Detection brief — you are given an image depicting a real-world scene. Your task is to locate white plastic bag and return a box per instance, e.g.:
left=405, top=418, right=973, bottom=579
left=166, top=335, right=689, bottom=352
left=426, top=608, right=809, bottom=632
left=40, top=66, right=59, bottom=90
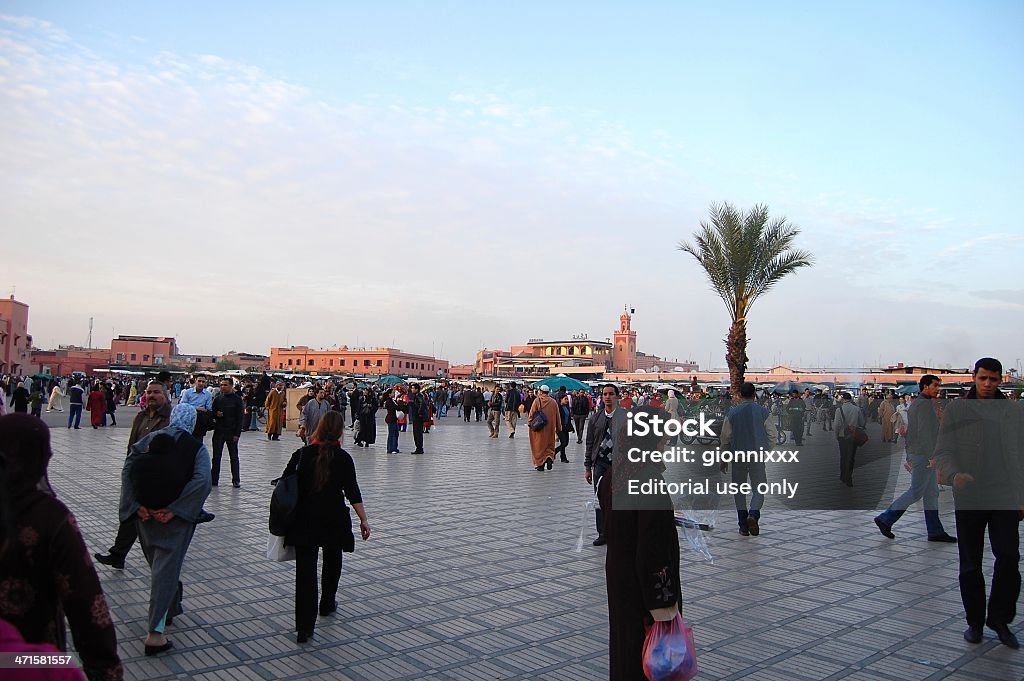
left=267, top=534, right=295, bottom=562
left=574, top=480, right=602, bottom=553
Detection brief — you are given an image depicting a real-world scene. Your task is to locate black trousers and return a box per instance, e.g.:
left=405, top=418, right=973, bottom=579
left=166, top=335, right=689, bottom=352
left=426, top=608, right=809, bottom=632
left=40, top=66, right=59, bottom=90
left=555, top=430, right=569, bottom=458
left=294, top=545, right=342, bottom=634
left=954, top=509, right=1021, bottom=628
left=411, top=420, right=424, bottom=452
left=463, top=405, right=472, bottom=422
left=211, top=432, right=240, bottom=485
left=474, top=405, right=483, bottom=421
left=108, top=516, right=138, bottom=559
left=593, top=458, right=611, bottom=537
left=838, top=438, right=858, bottom=484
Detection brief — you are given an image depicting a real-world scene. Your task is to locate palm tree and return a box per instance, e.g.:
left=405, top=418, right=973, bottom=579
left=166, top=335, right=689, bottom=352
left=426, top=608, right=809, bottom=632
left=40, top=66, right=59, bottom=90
left=678, top=202, right=812, bottom=398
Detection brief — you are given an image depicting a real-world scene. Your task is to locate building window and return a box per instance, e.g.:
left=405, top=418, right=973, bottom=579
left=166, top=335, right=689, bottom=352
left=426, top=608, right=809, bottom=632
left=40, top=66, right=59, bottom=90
left=143, top=354, right=150, bottom=362
left=154, top=354, right=164, bottom=365
left=308, top=359, right=314, bottom=366
left=116, top=353, right=126, bottom=363
left=363, top=359, right=370, bottom=367
left=340, top=359, right=345, bottom=366
left=330, top=359, right=334, bottom=366
left=288, top=359, right=293, bottom=366
left=130, top=353, right=137, bottom=361
left=376, top=359, right=382, bottom=367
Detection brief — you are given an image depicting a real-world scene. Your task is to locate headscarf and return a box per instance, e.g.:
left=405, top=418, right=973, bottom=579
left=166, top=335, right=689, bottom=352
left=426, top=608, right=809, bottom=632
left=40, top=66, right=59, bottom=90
left=0, top=414, right=53, bottom=498
left=168, top=403, right=197, bottom=434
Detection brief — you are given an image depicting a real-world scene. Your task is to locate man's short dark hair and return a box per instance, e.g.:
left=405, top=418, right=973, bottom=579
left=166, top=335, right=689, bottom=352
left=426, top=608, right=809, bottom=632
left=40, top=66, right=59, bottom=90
left=919, top=374, right=940, bottom=390
left=600, top=384, right=619, bottom=396
left=157, top=370, right=172, bottom=384
left=740, top=382, right=756, bottom=398
left=974, top=357, right=1002, bottom=375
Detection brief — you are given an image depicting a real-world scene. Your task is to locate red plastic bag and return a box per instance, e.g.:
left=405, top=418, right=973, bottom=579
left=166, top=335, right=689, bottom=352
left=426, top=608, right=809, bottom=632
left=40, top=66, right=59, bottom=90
left=642, top=613, right=697, bottom=681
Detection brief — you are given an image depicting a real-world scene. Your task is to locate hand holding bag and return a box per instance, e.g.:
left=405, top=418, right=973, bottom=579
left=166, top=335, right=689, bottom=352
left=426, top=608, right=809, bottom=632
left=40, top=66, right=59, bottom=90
left=266, top=533, right=295, bottom=561
left=642, top=613, right=697, bottom=681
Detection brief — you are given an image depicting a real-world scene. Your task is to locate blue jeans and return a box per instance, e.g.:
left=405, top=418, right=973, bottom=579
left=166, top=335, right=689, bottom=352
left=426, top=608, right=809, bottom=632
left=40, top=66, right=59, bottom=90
left=876, top=454, right=945, bottom=536
left=387, top=423, right=400, bottom=452
left=732, top=462, right=766, bottom=528
left=249, top=411, right=259, bottom=430
left=67, top=404, right=83, bottom=428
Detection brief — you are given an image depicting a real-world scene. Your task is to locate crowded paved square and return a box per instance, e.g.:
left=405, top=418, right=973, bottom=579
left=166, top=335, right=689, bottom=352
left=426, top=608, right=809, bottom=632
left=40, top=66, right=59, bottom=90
left=40, top=410, right=1023, bottom=681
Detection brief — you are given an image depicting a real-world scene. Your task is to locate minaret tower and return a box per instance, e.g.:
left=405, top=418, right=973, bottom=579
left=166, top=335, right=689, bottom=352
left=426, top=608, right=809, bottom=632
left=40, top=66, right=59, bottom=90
left=612, top=306, right=637, bottom=372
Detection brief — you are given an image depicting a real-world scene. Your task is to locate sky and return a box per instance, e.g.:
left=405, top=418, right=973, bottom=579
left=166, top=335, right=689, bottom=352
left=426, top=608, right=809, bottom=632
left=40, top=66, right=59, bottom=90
left=1, top=2, right=1022, bottom=371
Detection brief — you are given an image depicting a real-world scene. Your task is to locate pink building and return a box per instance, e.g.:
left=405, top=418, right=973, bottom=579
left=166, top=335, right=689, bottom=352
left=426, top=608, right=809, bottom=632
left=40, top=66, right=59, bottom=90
left=0, top=296, right=32, bottom=375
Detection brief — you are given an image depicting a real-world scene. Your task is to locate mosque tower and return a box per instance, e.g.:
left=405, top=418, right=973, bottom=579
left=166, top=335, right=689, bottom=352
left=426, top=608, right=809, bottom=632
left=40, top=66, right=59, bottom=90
left=612, top=306, right=637, bottom=372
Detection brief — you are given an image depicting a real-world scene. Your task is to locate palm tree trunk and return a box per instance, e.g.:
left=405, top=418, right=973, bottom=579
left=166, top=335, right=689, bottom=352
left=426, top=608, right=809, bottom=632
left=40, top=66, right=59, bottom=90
left=726, top=319, right=748, bottom=399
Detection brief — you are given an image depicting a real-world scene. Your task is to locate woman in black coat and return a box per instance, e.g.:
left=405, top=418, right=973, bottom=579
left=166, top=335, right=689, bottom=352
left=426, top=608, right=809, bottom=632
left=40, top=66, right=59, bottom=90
left=600, top=406, right=682, bottom=680
left=353, top=388, right=378, bottom=447
left=280, top=411, right=371, bottom=642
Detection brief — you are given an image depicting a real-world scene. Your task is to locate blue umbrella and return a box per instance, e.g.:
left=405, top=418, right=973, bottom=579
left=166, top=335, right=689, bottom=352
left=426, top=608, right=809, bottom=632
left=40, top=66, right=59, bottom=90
left=376, top=375, right=407, bottom=386
left=532, top=375, right=591, bottom=392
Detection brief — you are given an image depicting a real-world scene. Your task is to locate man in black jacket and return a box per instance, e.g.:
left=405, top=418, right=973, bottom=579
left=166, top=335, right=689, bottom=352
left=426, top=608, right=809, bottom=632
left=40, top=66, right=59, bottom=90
left=408, top=383, right=428, bottom=454
left=211, top=378, right=245, bottom=488
left=933, top=358, right=1024, bottom=649
left=504, top=383, right=522, bottom=438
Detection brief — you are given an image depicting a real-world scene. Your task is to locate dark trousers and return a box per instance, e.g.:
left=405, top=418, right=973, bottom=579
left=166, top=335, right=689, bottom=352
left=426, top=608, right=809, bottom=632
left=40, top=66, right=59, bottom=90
left=294, top=545, right=342, bottom=634
left=573, top=415, right=587, bottom=442
left=474, top=405, right=482, bottom=421
left=555, top=430, right=569, bottom=458
left=211, top=432, right=240, bottom=485
left=838, top=437, right=858, bottom=484
left=463, top=405, right=472, bottom=422
left=412, top=420, right=424, bottom=452
left=954, top=510, right=1021, bottom=628
left=67, top=404, right=83, bottom=428
left=593, top=459, right=610, bottom=537
left=108, top=516, right=138, bottom=559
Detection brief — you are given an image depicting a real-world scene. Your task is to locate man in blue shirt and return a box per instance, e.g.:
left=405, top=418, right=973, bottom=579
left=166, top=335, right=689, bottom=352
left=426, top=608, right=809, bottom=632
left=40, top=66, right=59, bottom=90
left=180, top=375, right=213, bottom=437
left=720, top=382, right=777, bottom=536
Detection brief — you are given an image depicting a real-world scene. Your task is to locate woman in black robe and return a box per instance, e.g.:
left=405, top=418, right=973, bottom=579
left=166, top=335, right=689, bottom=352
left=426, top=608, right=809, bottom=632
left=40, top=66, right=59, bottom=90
left=600, top=405, right=682, bottom=681
left=353, top=388, right=378, bottom=448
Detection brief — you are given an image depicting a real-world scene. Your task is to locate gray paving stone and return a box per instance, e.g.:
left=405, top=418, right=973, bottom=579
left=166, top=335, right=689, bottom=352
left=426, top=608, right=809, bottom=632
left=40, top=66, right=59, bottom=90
left=35, top=412, right=1023, bottom=680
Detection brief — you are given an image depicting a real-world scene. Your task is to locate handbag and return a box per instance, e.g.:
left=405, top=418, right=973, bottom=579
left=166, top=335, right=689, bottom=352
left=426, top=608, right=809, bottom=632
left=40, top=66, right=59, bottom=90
left=529, top=400, right=549, bottom=431
left=642, top=613, right=697, bottom=681
left=838, top=407, right=868, bottom=446
left=266, top=533, right=295, bottom=561
left=269, top=450, right=303, bottom=536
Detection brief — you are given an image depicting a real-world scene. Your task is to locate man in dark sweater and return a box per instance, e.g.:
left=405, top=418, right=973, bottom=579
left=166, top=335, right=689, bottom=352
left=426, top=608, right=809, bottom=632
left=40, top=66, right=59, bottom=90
left=874, top=374, right=956, bottom=543
left=211, top=378, right=245, bottom=488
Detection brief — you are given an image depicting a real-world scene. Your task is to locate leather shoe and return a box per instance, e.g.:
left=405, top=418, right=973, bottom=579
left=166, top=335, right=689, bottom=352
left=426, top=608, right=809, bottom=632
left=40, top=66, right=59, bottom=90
left=94, top=552, right=125, bottom=570
left=747, top=516, right=760, bottom=536
left=738, top=526, right=750, bottom=536
left=963, top=625, right=983, bottom=644
left=987, top=621, right=1020, bottom=649
left=874, top=518, right=895, bottom=539
left=319, top=601, right=337, bottom=616
left=196, top=511, right=216, bottom=524
left=592, top=536, right=606, bottom=546
left=927, top=534, right=957, bottom=543
left=144, top=641, right=173, bottom=656
left=296, top=631, right=313, bottom=644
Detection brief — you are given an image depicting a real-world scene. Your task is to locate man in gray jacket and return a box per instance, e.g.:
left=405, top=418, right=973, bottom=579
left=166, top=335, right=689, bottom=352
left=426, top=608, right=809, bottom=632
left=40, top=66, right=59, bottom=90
left=584, top=384, right=627, bottom=546
left=833, top=392, right=866, bottom=486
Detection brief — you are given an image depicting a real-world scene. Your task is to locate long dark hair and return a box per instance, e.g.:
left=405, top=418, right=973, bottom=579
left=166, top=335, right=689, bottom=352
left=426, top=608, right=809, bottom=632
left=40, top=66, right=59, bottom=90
left=309, top=411, right=345, bottom=491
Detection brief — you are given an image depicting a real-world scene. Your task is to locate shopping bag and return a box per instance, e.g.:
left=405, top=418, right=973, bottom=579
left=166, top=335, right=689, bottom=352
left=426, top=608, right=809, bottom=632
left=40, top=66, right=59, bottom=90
left=266, top=534, right=295, bottom=562
left=642, top=613, right=697, bottom=681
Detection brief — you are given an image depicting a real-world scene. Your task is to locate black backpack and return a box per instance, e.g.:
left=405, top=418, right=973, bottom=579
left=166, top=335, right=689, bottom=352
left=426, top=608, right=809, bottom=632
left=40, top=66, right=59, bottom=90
left=129, top=433, right=201, bottom=510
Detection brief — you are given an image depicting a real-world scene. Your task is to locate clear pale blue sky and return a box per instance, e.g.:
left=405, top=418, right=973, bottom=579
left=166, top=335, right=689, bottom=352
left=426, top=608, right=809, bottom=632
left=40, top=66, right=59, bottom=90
left=2, top=2, right=1021, bottom=368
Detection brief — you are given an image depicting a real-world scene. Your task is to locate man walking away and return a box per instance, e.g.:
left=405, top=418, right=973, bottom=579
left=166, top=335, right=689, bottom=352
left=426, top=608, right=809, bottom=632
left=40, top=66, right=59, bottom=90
left=572, top=389, right=590, bottom=444
left=487, top=387, right=504, bottom=438
left=720, top=382, right=776, bottom=536
left=67, top=380, right=85, bottom=429
left=408, top=383, right=429, bottom=454
left=505, top=383, right=522, bottom=438
left=833, top=392, right=865, bottom=487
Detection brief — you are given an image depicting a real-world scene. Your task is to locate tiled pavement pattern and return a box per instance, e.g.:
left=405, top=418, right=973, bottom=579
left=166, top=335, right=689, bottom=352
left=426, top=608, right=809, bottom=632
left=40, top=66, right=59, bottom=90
left=40, top=409, right=1023, bottom=680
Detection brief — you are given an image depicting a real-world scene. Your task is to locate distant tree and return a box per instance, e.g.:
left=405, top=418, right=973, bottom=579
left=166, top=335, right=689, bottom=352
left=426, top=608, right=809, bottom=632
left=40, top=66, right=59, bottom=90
left=679, top=202, right=813, bottom=398
left=215, top=359, right=240, bottom=371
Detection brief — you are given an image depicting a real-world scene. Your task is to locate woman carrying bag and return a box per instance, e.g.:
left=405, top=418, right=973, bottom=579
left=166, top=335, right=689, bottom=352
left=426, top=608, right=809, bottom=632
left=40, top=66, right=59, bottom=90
left=278, top=411, right=370, bottom=643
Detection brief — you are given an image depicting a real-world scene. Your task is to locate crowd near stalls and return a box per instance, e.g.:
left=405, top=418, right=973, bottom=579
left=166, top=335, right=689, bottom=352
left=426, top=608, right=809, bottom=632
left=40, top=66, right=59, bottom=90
left=1, top=360, right=1023, bottom=681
